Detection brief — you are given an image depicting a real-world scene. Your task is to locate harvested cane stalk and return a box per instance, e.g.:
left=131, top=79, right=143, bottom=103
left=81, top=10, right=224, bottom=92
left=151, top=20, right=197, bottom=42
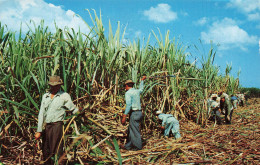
left=91, top=134, right=112, bottom=150
left=86, top=116, right=113, bottom=135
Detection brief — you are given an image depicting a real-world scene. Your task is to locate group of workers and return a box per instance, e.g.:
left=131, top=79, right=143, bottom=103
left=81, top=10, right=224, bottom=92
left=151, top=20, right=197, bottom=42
left=207, top=91, right=246, bottom=125
left=35, top=75, right=181, bottom=164
left=35, top=75, right=246, bottom=163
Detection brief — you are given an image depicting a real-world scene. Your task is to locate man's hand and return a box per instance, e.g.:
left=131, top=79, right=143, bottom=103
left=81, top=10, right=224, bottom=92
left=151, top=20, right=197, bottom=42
left=35, top=132, right=41, bottom=140
left=121, top=114, right=127, bottom=125
left=79, top=107, right=83, bottom=112
left=141, top=75, right=146, bottom=81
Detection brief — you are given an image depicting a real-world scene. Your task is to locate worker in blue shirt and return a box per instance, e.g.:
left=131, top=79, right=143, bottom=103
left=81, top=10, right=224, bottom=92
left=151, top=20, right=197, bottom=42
left=121, top=76, right=146, bottom=150
left=231, top=95, right=238, bottom=109
left=156, top=111, right=181, bottom=139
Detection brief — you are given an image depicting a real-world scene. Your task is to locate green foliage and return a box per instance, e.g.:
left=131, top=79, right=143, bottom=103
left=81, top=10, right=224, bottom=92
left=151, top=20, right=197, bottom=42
left=113, top=137, right=122, bottom=165
left=0, top=10, right=241, bottom=163
left=240, top=87, right=260, bottom=98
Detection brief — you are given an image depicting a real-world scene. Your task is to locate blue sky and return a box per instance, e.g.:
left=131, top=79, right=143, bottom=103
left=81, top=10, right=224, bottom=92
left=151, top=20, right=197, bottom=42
left=0, top=0, right=259, bottom=88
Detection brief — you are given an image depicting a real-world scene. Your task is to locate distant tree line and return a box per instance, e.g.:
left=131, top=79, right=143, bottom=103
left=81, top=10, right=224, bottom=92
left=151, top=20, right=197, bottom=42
left=241, top=87, right=260, bottom=98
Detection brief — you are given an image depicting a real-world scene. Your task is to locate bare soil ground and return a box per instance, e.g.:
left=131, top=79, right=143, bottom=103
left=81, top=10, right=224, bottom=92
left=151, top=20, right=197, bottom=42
left=0, top=98, right=259, bottom=164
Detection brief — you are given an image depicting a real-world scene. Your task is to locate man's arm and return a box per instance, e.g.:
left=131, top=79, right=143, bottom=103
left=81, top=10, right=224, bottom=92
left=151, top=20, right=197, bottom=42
left=158, top=114, right=167, bottom=127
left=63, top=93, right=79, bottom=114
left=138, top=76, right=146, bottom=93
left=35, top=95, right=46, bottom=139
left=124, top=93, right=132, bottom=115
left=122, top=93, right=131, bottom=124
left=161, top=117, right=166, bottom=127
left=160, top=114, right=173, bottom=126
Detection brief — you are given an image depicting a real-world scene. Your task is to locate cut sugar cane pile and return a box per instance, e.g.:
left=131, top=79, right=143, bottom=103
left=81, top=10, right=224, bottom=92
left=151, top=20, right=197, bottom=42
left=0, top=99, right=259, bottom=164
left=0, top=11, right=259, bottom=164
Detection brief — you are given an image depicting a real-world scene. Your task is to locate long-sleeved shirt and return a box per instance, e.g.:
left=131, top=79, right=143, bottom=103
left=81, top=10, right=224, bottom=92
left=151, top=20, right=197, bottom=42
left=158, top=113, right=176, bottom=126
left=158, top=113, right=181, bottom=138
left=221, top=93, right=229, bottom=100
left=231, top=96, right=238, bottom=101
left=124, top=80, right=144, bottom=115
left=220, top=98, right=232, bottom=115
left=37, top=91, right=78, bottom=132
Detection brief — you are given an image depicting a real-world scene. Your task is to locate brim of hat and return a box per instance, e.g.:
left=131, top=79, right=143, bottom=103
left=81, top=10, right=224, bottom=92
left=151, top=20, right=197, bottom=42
left=48, top=82, right=63, bottom=86
left=124, top=82, right=135, bottom=85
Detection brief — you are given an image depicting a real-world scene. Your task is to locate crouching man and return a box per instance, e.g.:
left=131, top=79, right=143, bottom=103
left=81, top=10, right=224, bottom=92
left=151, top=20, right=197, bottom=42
left=156, top=111, right=181, bottom=139
left=220, top=93, right=233, bottom=124
left=209, top=94, right=222, bottom=125
left=231, top=95, right=238, bottom=110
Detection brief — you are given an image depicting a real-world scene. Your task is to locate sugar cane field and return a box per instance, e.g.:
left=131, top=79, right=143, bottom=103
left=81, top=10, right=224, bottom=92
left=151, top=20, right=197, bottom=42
left=0, top=12, right=259, bottom=165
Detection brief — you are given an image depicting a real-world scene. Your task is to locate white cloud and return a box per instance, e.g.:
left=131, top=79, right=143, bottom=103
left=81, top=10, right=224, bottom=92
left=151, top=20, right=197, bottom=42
left=201, top=18, right=258, bottom=51
left=227, top=0, right=260, bottom=13
left=195, top=17, right=208, bottom=26
left=248, top=13, right=260, bottom=21
left=0, top=0, right=89, bottom=34
left=143, top=4, right=177, bottom=23
left=227, top=0, right=260, bottom=21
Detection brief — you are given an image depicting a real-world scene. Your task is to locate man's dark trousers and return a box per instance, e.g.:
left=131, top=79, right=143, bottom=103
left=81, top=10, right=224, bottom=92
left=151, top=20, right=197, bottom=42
left=42, top=121, right=63, bottom=165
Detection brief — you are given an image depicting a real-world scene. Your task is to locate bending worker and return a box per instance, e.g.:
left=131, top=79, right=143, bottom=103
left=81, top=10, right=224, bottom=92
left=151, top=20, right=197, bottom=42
left=231, top=94, right=238, bottom=110
left=219, top=92, right=233, bottom=124
left=121, top=76, right=146, bottom=150
left=156, top=111, right=181, bottom=139
left=209, top=94, right=222, bottom=125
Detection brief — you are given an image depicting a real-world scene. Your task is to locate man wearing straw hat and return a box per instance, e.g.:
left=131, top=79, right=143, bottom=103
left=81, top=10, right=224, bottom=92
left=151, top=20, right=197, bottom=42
left=156, top=111, right=181, bottom=139
left=209, top=94, right=222, bottom=125
left=218, top=91, right=229, bottom=114
left=35, top=75, right=79, bottom=164
left=219, top=92, right=233, bottom=124
left=121, top=76, right=146, bottom=150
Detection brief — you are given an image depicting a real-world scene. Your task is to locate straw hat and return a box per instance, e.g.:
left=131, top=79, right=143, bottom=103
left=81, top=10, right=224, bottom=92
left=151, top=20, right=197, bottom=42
left=48, top=75, right=63, bottom=86
left=156, top=110, right=163, bottom=115
left=220, top=93, right=228, bottom=99
left=124, top=80, right=135, bottom=85
left=211, top=94, right=218, bottom=98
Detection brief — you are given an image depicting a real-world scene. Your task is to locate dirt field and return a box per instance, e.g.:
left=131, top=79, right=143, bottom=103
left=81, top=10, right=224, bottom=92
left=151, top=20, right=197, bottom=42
left=120, top=98, right=260, bottom=164
left=0, top=98, right=259, bottom=164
